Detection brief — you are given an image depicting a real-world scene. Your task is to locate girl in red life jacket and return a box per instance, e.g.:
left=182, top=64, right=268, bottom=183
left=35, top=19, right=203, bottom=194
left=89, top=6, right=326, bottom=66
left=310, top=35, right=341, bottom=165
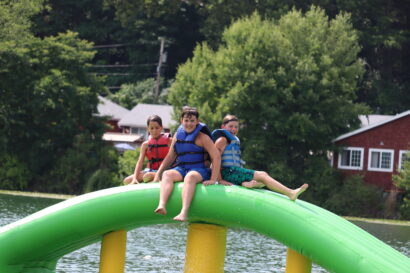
left=123, top=115, right=171, bottom=184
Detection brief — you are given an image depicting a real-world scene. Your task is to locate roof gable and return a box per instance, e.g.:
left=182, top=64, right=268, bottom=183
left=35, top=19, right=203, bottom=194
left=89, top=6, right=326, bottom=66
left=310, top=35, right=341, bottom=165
left=97, top=96, right=129, bottom=120
left=118, top=104, right=175, bottom=128
left=334, top=110, right=410, bottom=142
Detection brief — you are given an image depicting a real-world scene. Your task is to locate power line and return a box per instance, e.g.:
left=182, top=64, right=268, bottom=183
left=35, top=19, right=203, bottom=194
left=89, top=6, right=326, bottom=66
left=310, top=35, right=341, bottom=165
left=93, top=43, right=132, bottom=49
left=92, top=39, right=162, bottom=49
left=90, top=64, right=157, bottom=68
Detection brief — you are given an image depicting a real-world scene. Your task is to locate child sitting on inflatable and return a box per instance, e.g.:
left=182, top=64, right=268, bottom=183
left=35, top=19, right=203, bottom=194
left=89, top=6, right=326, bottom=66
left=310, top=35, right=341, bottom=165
left=212, top=114, right=308, bottom=201
left=153, top=106, right=221, bottom=221
left=123, top=115, right=171, bottom=184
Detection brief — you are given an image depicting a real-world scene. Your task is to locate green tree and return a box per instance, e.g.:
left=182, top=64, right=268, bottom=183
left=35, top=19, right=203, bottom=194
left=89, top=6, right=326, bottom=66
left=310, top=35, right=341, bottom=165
left=393, top=152, right=410, bottom=219
left=118, top=149, right=140, bottom=181
left=108, top=78, right=171, bottom=109
left=169, top=7, right=368, bottom=188
left=195, top=0, right=410, bottom=114
left=1, top=2, right=119, bottom=193
left=0, top=0, right=44, bottom=41
left=34, top=0, right=204, bottom=89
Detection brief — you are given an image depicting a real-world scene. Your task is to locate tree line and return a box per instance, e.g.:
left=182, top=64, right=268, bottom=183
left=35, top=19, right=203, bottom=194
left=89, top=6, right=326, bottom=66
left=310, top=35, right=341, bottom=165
left=1, top=0, right=409, bottom=218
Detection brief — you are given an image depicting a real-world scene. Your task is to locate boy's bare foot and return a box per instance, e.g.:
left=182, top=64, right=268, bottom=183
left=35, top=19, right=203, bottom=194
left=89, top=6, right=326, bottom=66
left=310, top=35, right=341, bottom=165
left=173, top=212, right=188, bottom=222
left=288, top=184, right=309, bottom=201
left=242, top=180, right=265, bottom=189
left=154, top=206, right=167, bottom=215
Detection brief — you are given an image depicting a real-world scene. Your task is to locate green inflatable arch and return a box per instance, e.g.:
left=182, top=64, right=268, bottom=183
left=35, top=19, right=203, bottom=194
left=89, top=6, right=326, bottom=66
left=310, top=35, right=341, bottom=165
left=0, top=183, right=409, bottom=273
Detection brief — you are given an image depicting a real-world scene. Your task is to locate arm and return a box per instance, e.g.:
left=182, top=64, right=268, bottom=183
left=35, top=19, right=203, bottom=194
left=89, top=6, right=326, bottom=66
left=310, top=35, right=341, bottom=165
left=131, top=142, right=148, bottom=184
left=153, top=135, right=177, bottom=182
left=199, top=133, right=221, bottom=185
left=214, top=136, right=233, bottom=186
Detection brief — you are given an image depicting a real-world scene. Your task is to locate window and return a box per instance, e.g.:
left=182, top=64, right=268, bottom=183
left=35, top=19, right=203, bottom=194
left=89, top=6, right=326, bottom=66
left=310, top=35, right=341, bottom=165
left=399, top=150, right=410, bottom=170
left=338, top=147, right=364, bottom=170
left=130, top=127, right=147, bottom=135
left=368, top=148, right=394, bottom=172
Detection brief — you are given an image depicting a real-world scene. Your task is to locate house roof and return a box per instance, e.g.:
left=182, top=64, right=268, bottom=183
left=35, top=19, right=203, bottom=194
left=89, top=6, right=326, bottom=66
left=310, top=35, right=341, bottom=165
left=118, top=104, right=175, bottom=128
left=334, top=110, right=410, bottom=142
left=97, top=96, right=129, bottom=120
left=358, top=114, right=394, bottom=127
left=102, top=132, right=143, bottom=143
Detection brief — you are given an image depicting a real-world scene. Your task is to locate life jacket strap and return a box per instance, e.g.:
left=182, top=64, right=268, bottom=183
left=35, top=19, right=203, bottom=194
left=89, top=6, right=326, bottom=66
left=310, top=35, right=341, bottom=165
left=149, top=158, right=165, bottom=163
left=176, top=151, right=205, bottom=156
left=176, top=139, right=195, bottom=144
left=148, top=144, right=168, bottom=148
left=177, top=160, right=205, bottom=166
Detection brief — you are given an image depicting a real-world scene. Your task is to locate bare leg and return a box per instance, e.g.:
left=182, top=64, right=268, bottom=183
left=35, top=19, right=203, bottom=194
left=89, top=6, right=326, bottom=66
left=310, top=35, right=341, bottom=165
left=123, top=175, right=133, bottom=185
left=173, top=171, right=203, bottom=221
left=142, top=172, right=155, bottom=183
left=154, top=170, right=182, bottom=215
left=253, top=171, right=308, bottom=201
left=242, top=180, right=265, bottom=189
left=123, top=172, right=144, bottom=185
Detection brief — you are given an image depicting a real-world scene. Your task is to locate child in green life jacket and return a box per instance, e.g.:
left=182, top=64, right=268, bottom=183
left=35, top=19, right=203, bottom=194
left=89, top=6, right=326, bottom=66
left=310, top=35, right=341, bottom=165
left=212, top=114, right=308, bottom=201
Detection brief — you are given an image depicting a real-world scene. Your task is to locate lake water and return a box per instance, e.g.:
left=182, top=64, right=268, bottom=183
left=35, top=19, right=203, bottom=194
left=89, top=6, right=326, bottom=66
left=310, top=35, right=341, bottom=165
left=0, top=194, right=409, bottom=272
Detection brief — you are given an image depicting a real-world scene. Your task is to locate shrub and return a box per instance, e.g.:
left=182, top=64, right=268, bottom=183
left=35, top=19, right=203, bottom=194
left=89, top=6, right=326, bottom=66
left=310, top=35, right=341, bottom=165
left=117, top=149, right=141, bottom=181
left=325, top=175, right=383, bottom=217
left=0, top=154, right=30, bottom=190
left=393, top=154, right=410, bottom=219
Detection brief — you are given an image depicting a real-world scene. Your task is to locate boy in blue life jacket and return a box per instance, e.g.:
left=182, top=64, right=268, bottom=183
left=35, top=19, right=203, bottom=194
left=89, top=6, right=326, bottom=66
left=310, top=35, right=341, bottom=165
left=153, top=106, right=221, bottom=221
left=212, top=114, right=308, bottom=201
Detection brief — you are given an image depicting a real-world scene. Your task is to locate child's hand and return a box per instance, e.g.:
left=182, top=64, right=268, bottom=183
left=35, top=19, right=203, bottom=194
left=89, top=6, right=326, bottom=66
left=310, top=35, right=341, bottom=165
left=219, top=180, right=233, bottom=186
left=153, top=174, right=160, bottom=182
left=203, top=180, right=217, bottom=186
left=130, top=178, right=139, bottom=185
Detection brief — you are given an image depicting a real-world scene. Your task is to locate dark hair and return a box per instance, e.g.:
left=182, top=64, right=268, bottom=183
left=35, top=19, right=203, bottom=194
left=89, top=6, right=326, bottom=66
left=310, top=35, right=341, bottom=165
left=146, top=115, right=163, bottom=127
left=222, top=114, right=239, bottom=125
left=181, top=106, right=199, bottom=119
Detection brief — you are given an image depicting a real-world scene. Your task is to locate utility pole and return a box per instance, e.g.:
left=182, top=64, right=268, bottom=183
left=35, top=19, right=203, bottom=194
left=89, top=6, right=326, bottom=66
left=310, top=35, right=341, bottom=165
left=155, top=37, right=165, bottom=102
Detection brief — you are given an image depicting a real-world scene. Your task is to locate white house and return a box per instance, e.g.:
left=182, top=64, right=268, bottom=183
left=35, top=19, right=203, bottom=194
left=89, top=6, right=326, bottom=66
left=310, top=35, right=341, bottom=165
left=118, top=103, right=175, bottom=140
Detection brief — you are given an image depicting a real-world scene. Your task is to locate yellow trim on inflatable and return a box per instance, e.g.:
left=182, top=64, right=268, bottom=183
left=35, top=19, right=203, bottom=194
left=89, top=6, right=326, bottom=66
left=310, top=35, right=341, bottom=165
left=286, top=248, right=312, bottom=273
left=184, top=223, right=227, bottom=273
left=99, top=230, right=127, bottom=273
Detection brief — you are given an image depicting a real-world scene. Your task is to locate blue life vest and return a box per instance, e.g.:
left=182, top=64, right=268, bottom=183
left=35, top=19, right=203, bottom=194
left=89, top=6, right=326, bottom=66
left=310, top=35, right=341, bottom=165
left=211, top=129, right=243, bottom=168
left=174, top=123, right=212, bottom=168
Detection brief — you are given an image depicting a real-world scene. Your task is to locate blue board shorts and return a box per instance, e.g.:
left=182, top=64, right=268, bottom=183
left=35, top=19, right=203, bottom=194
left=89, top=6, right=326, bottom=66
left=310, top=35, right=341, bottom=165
left=221, top=166, right=255, bottom=185
left=172, top=166, right=211, bottom=181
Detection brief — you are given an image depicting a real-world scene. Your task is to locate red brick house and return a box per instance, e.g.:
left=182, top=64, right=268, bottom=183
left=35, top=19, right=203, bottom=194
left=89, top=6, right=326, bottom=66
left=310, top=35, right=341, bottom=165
left=332, top=110, right=410, bottom=191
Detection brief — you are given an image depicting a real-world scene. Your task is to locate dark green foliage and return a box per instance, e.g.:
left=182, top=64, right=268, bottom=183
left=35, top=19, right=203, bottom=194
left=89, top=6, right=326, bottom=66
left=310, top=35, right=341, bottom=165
left=393, top=152, right=410, bottom=219
left=117, top=149, right=140, bottom=182
left=108, top=78, right=171, bottom=109
left=293, top=156, right=340, bottom=207
left=34, top=134, right=120, bottom=194
left=194, top=0, right=410, bottom=113
left=325, top=175, right=384, bottom=218
left=0, top=154, right=30, bottom=190
left=33, top=0, right=203, bottom=89
left=0, top=2, right=119, bottom=194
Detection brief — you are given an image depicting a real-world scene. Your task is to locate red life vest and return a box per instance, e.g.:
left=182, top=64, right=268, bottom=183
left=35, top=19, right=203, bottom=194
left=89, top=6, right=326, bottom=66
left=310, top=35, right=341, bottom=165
left=146, top=134, right=170, bottom=170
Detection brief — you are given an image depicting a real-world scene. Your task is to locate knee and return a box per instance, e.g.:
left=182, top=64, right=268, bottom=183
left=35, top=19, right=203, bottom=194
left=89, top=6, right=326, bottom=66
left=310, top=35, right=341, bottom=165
left=184, top=172, right=201, bottom=184
left=161, top=171, right=173, bottom=182
left=255, top=171, right=268, bottom=179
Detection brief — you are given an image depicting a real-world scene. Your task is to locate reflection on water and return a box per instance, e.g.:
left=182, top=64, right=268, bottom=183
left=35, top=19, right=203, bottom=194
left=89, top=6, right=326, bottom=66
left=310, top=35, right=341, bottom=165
left=1, top=194, right=409, bottom=273
left=350, top=220, right=410, bottom=258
